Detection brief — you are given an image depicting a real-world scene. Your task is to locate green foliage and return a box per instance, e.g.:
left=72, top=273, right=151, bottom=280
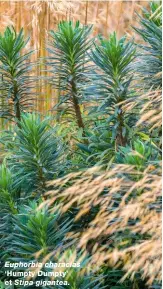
left=133, top=2, right=162, bottom=89
left=0, top=201, right=72, bottom=288
left=0, top=163, right=17, bottom=242
left=0, top=281, right=5, bottom=289
left=7, top=113, right=65, bottom=195
left=47, top=21, right=93, bottom=133
left=8, top=201, right=71, bottom=261
left=0, top=161, right=12, bottom=192
left=0, top=162, right=17, bottom=216
left=0, top=4, right=162, bottom=289
left=0, top=27, right=36, bottom=123
left=61, top=270, right=104, bottom=289
left=57, top=249, right=105, bottom=289
left=116, top=139, right=159, bottom=169
left=91, top=32, right=136, bottom=147
left=77, top=121, right=115, bottom=166
left=101, top=267, right=142, bottom=289
left=143, top=2, right=162, bottom=26
left=0, top=163, right=18, bottom=275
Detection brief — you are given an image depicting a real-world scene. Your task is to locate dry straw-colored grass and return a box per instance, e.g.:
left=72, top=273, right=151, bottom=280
left=45, top=164, right=161, bottom=285
left=122, top=89, right=162, bottom=131
left=0, top=1, right=150, bottom=113
left=41, top=89, right=162, bottom=285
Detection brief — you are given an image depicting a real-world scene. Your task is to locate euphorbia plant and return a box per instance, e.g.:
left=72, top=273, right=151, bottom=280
left=0, top=27, right=36, bottom=125
left=47, top=21, right=93, bottom=137
left=133, top=1, right=162, bottom=89
left=8, top=113, right=64, bottom=196
left=91, top=32, right=136, bottom=148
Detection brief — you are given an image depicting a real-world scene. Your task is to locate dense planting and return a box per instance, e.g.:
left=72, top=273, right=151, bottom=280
left=0, top=2, right=162, bottom=289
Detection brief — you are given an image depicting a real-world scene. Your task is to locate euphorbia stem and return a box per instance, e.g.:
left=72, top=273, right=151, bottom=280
left=116, top=107, right=127, bottom=148
left=13, top=77, right=21, bottom=126
left=71, top=78, right=86, bottom=139
left=15, top=101, right=21, bottom=123
left=72, top=94, right=85, bottom=131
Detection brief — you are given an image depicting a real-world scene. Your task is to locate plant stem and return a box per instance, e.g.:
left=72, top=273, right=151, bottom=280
left=116, top=107, right=126, bottom=148
left=38, top=166, right=46, bottom=198
left=71, top=78, right=86, bottom=138
left=15, top=101, right=21, bottom=122
left=13, top=80, right=21, bottom=126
